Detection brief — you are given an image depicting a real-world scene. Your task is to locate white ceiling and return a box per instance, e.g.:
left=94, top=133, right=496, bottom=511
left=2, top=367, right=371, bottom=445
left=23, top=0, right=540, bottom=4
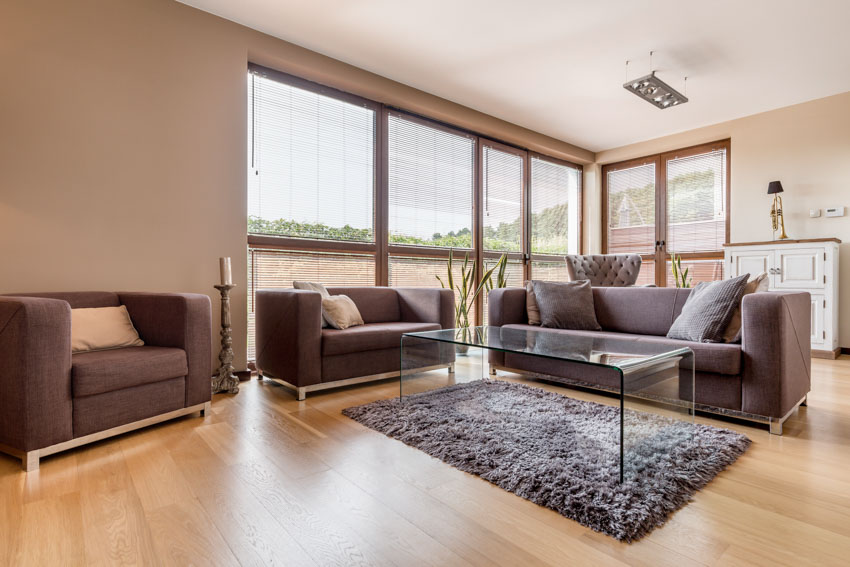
left=179, top=0, right=850, bottom=152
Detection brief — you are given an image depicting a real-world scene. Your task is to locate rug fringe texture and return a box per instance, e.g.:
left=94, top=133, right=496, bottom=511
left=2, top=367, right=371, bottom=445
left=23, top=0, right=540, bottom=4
left=342, top=380, right=751, bottom=541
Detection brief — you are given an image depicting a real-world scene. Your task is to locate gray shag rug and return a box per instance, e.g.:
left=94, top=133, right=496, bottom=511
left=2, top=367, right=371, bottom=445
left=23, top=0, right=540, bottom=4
left=343, top=380, right=750, bottom=541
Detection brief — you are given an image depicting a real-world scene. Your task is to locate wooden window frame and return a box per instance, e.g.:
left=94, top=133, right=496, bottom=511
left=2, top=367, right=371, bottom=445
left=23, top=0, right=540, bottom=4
left=247, top=63, right=584, bottom=327
left=601, top=139, right=731, bottom=286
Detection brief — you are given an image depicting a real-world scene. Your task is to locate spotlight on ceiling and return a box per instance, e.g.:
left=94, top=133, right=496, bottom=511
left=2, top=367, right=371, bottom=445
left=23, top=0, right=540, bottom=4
left=623, top=71, right=688, bottom=109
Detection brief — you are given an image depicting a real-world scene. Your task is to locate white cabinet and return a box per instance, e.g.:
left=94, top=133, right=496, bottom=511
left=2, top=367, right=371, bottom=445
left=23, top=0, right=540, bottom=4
left=724, top=238, right=840, bottom=358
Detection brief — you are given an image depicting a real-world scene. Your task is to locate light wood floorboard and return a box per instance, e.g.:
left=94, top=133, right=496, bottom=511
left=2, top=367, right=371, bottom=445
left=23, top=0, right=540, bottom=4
left=2, top=356, right=849, bottom=565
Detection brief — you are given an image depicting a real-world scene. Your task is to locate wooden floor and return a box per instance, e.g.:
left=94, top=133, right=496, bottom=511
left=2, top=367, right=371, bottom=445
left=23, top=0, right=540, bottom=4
left=2, top=358, right=850, bottom=566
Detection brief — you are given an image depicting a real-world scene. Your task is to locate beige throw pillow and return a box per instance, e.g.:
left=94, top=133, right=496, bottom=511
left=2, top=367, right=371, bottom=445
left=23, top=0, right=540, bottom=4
left=525, top=281, right=541, bottom=325
left=321, top=295, right=364, bottom=330
left=71, top=306, right=144, bottom=353
left=293, top=280, right=331, bottom=328
left=721, top=272, right=769, bottom=343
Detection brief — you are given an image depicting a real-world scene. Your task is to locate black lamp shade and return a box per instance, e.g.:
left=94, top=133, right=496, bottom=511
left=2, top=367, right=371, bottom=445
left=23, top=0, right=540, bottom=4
left=767, top=181, right=784, bottom=194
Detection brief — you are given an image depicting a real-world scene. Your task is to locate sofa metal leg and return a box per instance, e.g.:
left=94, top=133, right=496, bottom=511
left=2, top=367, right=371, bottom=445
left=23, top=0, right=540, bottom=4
left=296, top=387, right=307, bottom=401
left=489, top=367, right=497, bottom=376
left=769, top=420, right=783, bottom=435
left=22, top=451, right=39, bottom=472
left=200, top=401, right=212, bottom=417
left=448, top=363, right=455, bottom=374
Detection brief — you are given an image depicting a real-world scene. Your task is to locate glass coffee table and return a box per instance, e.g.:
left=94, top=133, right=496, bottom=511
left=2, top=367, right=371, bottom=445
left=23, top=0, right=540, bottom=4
left=400, top=326, right=695, bottom=483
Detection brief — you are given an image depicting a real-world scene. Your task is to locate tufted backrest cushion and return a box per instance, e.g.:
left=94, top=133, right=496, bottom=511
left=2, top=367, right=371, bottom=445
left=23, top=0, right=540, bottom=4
left=564, top=254, right=643, bottom=287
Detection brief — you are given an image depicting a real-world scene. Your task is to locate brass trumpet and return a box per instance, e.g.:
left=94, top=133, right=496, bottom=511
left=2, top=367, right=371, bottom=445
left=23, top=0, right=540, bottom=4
left=768, top=181, right=788, bottom=240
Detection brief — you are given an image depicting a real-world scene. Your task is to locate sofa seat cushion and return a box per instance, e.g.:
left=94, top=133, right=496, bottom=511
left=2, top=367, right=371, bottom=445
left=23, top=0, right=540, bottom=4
left=502, top=324, right=741, bottom=376
left=322, top=322, right=441, bottom=356
left=73, top=346, right=188, bottom=397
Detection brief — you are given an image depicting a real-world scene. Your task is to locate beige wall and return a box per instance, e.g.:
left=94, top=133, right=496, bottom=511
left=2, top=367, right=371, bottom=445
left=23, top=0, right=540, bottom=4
left=0, top=0, right=592, bottom=370
left=591, top=91, right=850, bottom=348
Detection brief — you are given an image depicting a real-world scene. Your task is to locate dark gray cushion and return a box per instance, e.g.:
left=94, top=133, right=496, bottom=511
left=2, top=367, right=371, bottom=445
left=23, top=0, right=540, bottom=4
left=532, top=280, right=602, bottom=331
left=667, top=275, right=750, bottom=343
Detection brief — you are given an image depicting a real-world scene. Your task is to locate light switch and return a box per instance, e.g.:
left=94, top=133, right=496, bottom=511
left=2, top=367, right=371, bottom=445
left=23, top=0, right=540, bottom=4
left=825, top=207, right=845, bottom=218
left=810, top=209, right=821, bottom=218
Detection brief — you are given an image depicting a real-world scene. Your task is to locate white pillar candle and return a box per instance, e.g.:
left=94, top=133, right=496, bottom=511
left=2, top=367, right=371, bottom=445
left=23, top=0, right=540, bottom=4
left=219, top=257, right=232, bottom=285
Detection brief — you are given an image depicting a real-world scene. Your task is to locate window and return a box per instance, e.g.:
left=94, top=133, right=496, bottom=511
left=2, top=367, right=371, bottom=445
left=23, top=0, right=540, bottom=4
left=482, top=143, right=524, bottom=253
left=602, top=140, right=729, bottom=287
left=530, top=155, right=581, bottom=256
left=388, top=112, right=475, bottom=248
left=249, top=70, right=376, bottom=241
left=246, top=64, right=584, bottom=359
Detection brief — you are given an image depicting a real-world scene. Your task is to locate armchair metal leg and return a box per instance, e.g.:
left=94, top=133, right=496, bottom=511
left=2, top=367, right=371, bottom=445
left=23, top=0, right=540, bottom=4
left=296, top=387, right=307, bottom=401
left=448, top=363, right=455, bottom=374
left=769, top=420, right=783, bottom=435
left=489, top=367, right=497, bottom=376
left=200, top=401, right=212, bottom=417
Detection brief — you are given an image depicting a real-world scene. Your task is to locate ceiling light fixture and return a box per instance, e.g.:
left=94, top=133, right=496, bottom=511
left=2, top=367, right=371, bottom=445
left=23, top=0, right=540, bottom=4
left=623, top=52, right=688, bottom=109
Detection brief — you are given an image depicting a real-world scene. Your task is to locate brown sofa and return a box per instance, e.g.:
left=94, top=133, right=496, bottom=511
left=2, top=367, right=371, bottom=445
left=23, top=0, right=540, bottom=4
left=255, top=286, right=454, bottom=400
left=0, top=291, right=212, bottom=470
left=488, top=286, right=811, bottom=434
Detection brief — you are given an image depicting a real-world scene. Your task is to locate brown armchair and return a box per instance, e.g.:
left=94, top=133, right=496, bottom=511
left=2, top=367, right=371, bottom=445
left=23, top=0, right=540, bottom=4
left=0, top=291, right=211, bottom=470
left=255, top=286, right=455, bottom=400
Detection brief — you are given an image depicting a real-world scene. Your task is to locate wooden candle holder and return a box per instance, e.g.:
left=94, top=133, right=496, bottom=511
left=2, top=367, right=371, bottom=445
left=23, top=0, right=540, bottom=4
left=212, top=284, right=239, bottom=394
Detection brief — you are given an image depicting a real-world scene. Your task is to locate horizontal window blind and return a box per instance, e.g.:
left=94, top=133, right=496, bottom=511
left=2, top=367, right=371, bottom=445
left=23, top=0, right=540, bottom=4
left=666, top=149, right=727, bottom=254
left=247, top=248, right=375, bottom=358
left=482, top=145, right=523, bottom=252
left=606, top=163, right=656, bottom=255
left=634, top=261, right=656, bottom=286
left=530, top=260, right=569, bottom=282
left=530, top=156, right=581, bottom=255
left=665, top=259, right=723, bottom=287
left=388, top=112, right=475, bottom=248
left=248, top=72, right=375, bottom=242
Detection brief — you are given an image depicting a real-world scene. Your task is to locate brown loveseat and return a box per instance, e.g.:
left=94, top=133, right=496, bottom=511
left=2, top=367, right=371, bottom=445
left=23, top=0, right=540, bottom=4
left=0, top=291, right=212, bottom=470
left=488, top=286, right=811, bottom=434
left=255, top=287, right=454, bottom=400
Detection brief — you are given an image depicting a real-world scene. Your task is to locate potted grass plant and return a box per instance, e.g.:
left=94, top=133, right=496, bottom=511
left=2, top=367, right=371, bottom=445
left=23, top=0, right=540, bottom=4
left=670, top=253, right=692, bottom=288
left=437, top=249, right=507, bottom=354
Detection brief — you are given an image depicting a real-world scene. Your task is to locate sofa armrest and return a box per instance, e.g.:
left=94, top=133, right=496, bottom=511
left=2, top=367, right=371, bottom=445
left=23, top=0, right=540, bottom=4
left=255, top=289, right=322, bottom=388
left=396, top=288, right=455, bottom=328
left=0, top=297, right=73, bottom=451
left=740, top=291, right=811, bottom=418
left=486, top=287, right=527, bottom=367
left=118, top=292, right=212, bottom=406
left=487, top=288, right=527, bottom=326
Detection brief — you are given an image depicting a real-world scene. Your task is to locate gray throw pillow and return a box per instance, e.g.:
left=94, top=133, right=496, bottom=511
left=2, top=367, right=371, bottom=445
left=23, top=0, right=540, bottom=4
left=667, top=274, right=750, bottom=343
left=532, top=280, right=602, bottom=331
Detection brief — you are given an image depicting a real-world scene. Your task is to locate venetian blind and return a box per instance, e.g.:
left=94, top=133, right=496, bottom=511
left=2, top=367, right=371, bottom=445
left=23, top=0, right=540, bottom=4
left=530, top=156, right=581, bottom=255
left=387, top=112, right=475, bottom=248
left=248, top=71, right=376, bottom=242
left=482, top=145, right=523, bottom=252
left=666, top=149, right=727, bottom=254
left=606, top=163, right=656, bottom=254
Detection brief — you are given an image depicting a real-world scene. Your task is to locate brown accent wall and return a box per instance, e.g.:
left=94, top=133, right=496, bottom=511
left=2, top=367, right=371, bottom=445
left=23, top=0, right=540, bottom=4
left=592, top=91, right=850, bottom=347
left=0, top=0, right=592, bottom=370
